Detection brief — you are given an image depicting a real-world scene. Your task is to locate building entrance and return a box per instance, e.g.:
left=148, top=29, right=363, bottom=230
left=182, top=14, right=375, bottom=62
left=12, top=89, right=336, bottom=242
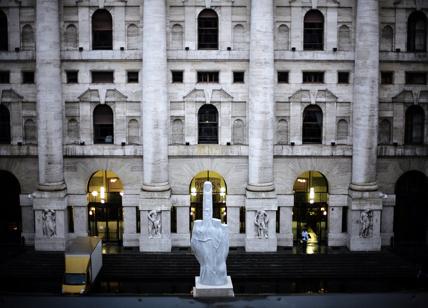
left=292, top=171, right=328, bottom=253
left=0, top=170, right=21, bottom=243
left=394, top=171, right=428, bottom=246
left=87, top=170, right=123, bottom=244
left=189, top=170, right=226, bottom=230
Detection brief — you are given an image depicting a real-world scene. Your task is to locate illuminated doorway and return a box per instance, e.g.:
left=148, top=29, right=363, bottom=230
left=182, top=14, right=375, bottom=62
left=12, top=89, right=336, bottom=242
left=0, top=170, right=21, bottom=243
left=292, top=171, right=328, bottom=253
left=87, top=170, right=124, bottom=244
left=394, top=171, right=428, bottom=246
left=189, top=170, right=226, bottom=230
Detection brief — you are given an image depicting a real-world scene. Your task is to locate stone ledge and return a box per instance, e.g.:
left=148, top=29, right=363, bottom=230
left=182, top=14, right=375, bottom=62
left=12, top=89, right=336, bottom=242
left=193, top=276, right=234, bottom=298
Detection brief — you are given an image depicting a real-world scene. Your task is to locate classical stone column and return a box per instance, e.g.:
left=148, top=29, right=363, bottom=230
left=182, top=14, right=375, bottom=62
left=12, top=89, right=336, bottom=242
left=140, top=0, right=171, bottom=252
left=245, top=0, right=277, bottom=252
left=33, top=0, right=68, bottom=251
left=347, top=0, right=382, bottom=251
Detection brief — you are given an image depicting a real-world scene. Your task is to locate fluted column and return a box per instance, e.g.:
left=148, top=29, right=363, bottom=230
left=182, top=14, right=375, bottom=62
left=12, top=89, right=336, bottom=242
left=140, top=0, right=171, bottom=251
left=34, top=0, right=68, bottom=251
left=347, top=0, right=382, bottom=251
left=245, top=0, right=277, bottom=252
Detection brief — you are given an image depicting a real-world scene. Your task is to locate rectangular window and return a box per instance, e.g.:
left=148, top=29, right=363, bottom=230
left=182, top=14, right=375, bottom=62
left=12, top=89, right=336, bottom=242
left=136, top=207, right=140, bottom=233
left=172, top=70, right=183, bottom=83
left=342, top=207, right=348, bottom=233
left=171, top=206, right=177, bottom=233
left=127, top=71, right=139, bottom=83
left=405, top=72, right=427, bottom=85
left=239, top=207, right=246, bottom=234
left=381, top=71, right=394, bottom=85
left=91, top=71, right=114, bottom=83
left=338, top=72, right=349, bottom=84
left=66, top=71, right=78, bottom=84
left=68, top=206, right=74, bottom=233
left=278, top=71, right=289, bottom=83
left=22, top=71, right=35, bottom=84
left=0, top=71, right=10, bottom=83
left=197, top=71, right=219, bottom=83
left=303, top=71, right=324, bottom=83
left=233, top=71, right=245, bottom=83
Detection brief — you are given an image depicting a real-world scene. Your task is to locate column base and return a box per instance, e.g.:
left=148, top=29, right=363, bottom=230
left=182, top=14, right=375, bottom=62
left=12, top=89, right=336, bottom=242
left=140, top=237, right=171, bottom=252
left=347, top=189, right=382, bottom=252
left=245, top=237, right=277, bottom=252
left=33, top=188, right=68, bottom=251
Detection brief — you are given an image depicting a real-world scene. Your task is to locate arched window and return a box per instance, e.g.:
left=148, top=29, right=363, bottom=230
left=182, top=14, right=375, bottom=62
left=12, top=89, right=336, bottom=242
left=276, top=24, right=290, bottom=50
left=24, top=119, right=37, bottom=144
left=64, top=24, right=78, bottom=49
left=0, top=105, right=10, bottom=144
left=338, top=25, right=351, bottom=51
left=171, top=119, right=184, bottom=144
left=404, top=105, right=425, bottom=145
left=170, top=24, right=183, bottom=50
left=336, top=119, right=348, bottom=143
left=93, top=104, right=114, bottom=144
left=378, top=119, right=391, bottom=145
left=302, top=105, right=323, bottom=144
left=407, top=11, right=427, bottom=52
left=198, top=104, right=218, bottom=144
left=92, top=9, right=113, bottom=50
left=67, top=119, right=79, bottom=142
left=276, top=119, right=288, bottom=144
left=127, top=24, right=139, bottom=50
left=127, top=119, right=139, bottom=144
left=198, top=9, right=218, bottom=50
left=304, top=10, right=324, bottom=50
left=381, top=25, right=393, bottom=51
left=21, top=24, right=34, bottom=50
left=233, top=24, right=247, bottom=50
left=0, top=10, right=8, bottom=51
left=232, top=119, right=245, bottom=144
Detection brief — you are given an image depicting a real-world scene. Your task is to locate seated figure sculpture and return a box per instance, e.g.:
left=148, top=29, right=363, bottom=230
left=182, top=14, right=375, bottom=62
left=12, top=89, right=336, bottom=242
left=191, top=181, right=229, bottom=286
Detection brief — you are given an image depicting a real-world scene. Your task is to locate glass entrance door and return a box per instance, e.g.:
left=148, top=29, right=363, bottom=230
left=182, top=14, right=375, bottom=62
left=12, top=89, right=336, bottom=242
left=88, top=200, right=123, bottom=243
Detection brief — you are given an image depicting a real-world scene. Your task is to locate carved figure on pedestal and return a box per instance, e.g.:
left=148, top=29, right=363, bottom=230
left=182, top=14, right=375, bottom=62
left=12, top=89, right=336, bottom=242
left=254, top=210, right=269, bottom=239
left=42, top=209, right=56, bottom=237
left=191, top=181, right=229, bottom=286
left=359, top=209, right=372, bottom=238
left=148, top=209, right=161, bottom=238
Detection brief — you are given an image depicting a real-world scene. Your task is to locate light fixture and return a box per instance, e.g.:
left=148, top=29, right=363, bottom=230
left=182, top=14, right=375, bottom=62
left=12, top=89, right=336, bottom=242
left=220, top=187, right=226, bottom=197
left=89, top=210, right=93, bottom=216
left=323, top=210, right=327, bottom=216
left=100, top=187, right=105, bottom=199
left=191, top=187, right=197, bottom=197
left=110, top=178, right=117, bottom=183
left=309, top=187, right=315, bottom=204
left=120, top=191, right=124, bottom=197
left=297, top=178, right=306, bottom=183
left=101, top=199, right=105, bottom=204
left=91, top=191, right=98, bottom=197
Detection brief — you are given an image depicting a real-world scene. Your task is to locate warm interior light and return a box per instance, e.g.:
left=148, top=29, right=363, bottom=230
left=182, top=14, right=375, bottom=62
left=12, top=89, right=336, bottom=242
left=191, top=187, right=197, bottom=197
left=91, top=191, right=98, bottom=197
left=309, top=187, right=315, bottom=199
left=120, top=191, right=124, bottom=196
left=100, top=187, right=105, bottom=199
left=89, top=210, right=93, bottom=216
left=323, top=210, right=327, bottom=216
left=101, top=199, right=105, bottom=204
left=297, top=178, right=306, bottom=183
left=110, top=178, right=117, bottom=183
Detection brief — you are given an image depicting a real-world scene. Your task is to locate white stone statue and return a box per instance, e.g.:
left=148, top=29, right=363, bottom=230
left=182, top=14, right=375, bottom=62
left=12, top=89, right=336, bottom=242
left=254, top=210, right=269, bottom=239
left=42, top=209, right=56, bottom=238
left=359, top=209, right=372, bottom=238
left=148, top=209, right=161, bottom=238
left=191, top=181, right=229, bottom=286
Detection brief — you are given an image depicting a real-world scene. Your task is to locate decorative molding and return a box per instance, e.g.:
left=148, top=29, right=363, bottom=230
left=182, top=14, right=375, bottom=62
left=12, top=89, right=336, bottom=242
left=78, top=89, right=100, bottom=102
left=105, top=89, right=128, bottom=102
left=289, top=89, right=311, bottom=103
left=392, top=90, right=414, bottom=103
left=1, top=89, right=23, bottom=103
left=316, top=89, right=338, bottom=102
left=211, top=88, right=233, bottom=102
left=183, top=88, right=206, bottom=101
left=418, top=91, right=428, bottom=103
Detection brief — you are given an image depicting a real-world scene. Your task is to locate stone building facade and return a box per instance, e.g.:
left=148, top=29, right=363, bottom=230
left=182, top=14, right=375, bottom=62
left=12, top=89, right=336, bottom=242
left=0, top=0, right=427, bottom=252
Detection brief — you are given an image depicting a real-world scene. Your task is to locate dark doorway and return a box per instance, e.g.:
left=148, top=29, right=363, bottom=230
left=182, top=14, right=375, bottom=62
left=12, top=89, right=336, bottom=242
left=92, top=9, right=113, bottom=50
left=0, top=170, right=21, bottom=243
left=93, top=104, right=114, bottom=144
left=87, top=170, right=123, bottom=244
left=293, top=171, right=328, bottom=253
left=0, top=105, right=11, bottom=144
left=394, top=171, right=428, bottom=246
left=0, top=10, right=8, bottom=51
left=198, top=9, right=218, bottom=50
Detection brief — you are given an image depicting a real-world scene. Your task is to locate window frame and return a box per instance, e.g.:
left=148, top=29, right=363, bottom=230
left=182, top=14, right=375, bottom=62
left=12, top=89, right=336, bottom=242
left=197, top=9, right=219, bottom=50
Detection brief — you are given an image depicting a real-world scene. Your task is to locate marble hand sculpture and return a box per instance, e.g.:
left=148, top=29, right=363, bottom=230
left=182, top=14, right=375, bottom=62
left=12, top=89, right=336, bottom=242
left=191, top=181, right=229, bottom=286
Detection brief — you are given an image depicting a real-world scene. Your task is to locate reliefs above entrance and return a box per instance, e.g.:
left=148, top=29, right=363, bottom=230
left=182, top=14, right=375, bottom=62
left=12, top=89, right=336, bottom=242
left=183, top=88, right=233, bottom=104
left=78, top=88, right=128, bottom=104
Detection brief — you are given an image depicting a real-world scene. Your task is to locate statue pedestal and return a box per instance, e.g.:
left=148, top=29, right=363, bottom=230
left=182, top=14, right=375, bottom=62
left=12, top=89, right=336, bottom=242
left=193, top=276, right=234, bottom=298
